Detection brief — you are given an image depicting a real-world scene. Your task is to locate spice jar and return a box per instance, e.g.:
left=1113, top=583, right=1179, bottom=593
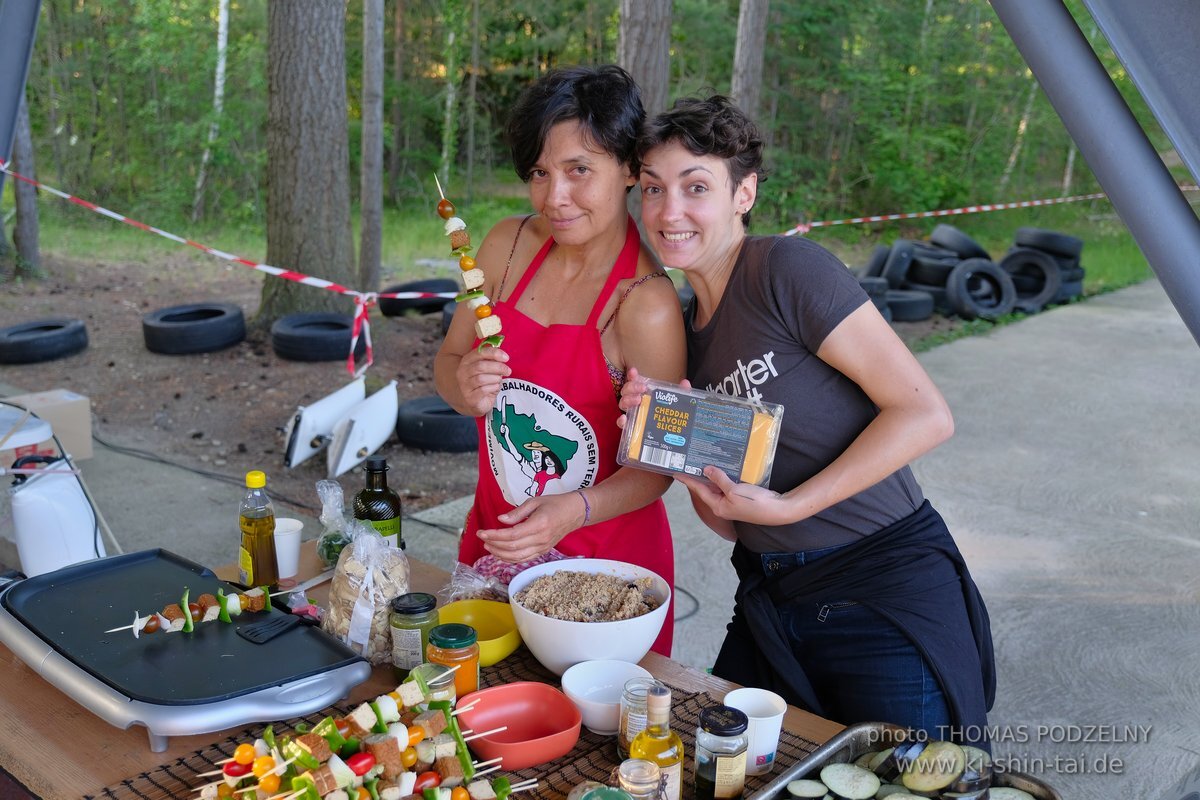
left=619, top=758, right=663, bottom=800
left=694, top=706, right=749, bottom=800
left=409, top=662, right=457, bottom=705
left=427, top=623, right=480, bottom=697
left=618, top=677, right=663, bottom=759
left=390, top=592, right=439, bottom=680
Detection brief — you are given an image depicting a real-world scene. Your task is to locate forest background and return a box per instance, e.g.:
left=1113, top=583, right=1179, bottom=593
left=0, top=0, right=1182, bottom=330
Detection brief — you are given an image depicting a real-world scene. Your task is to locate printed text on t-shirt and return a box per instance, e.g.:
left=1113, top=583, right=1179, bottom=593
left=705, top=351, right=779, bottom=402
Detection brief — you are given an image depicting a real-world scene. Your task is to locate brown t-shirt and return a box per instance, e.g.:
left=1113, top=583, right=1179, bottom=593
left=686, top=235, right=924, bottom=552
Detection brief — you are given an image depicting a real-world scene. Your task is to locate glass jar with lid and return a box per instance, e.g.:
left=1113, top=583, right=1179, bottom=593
left=427, top=622, right=480, bottom=697
left=390, top=592, right=439, bottom=680
left=409, top=661, right=457, bottom=705
left=619, top=758, right=663, bottom=800
left=694, top=705, right=749, bottom=800
left=618, top=677, right=663, bottom=759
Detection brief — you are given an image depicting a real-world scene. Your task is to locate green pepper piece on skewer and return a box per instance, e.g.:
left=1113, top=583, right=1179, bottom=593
left=180, top=588, right=194, bottom=633
left=289, top=774, right=321, bottom=800
left=312, top=716, right=347, bottom=751
left=493, top=776, right=512, bottom=800
left=216, top=588, right=232, bottom=624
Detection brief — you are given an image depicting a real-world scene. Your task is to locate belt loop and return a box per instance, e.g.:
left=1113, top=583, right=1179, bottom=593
left=817, top=604, right=830, bottom=623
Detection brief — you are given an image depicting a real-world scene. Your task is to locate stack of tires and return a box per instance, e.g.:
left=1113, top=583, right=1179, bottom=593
left=856, top=223, right=1084, bottom=322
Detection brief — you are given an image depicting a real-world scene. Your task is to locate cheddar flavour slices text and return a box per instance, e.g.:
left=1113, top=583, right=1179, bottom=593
left=617, top=378, right=783, bottom=488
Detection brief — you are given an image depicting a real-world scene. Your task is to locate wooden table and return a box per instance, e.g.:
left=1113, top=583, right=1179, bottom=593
left=0, top=544, right=844, bottom=798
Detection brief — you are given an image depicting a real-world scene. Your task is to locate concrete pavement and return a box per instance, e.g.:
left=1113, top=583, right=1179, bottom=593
left=3, top=278, right=1198, bottom=798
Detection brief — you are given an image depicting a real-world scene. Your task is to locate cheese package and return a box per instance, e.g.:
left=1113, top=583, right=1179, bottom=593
left=617, top=378, right=783, bottom=487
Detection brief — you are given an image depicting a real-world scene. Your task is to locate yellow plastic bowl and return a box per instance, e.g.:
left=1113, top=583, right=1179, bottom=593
left=438, top=599, right=522, bottom=667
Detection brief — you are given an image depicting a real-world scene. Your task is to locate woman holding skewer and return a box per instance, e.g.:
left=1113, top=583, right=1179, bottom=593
left=620, top=95, right=995, bottom=743
left=434, top=65, right=686, bottom=657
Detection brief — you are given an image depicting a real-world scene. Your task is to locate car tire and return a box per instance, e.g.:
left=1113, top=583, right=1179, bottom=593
left=908, top=252, right=959, bottom=286
left=903, top=280, right=950, bottom=314
left=379, top=279, right=459, bottom=317
left=271, top=312, right=367, bottom=362
left=0, top=318, right=88, bottom=364
left=441, top=300, right=456, bottom=336
left=1014, top=227, right=1084, bottom=258
left=930, top=223, right=990, bottom=260
left=862, top=245, right=891, bottom=277
left=945, top=259, right=1017, bottom=320
left=886, top=289, right=935, bottom=322
left=142, top=302, right=246, bottom=355
left=1000, top=247, right=1062, bottom=314
left=395, top=395, right=478, bottom=453
left=882, top=240, right=916, bottom=289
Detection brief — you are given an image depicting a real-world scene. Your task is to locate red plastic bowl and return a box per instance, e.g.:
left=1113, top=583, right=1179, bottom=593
left=457, top=681, right=582, bottom=770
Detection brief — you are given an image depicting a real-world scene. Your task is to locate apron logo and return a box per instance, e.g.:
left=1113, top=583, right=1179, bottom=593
left=487, top=379, right=598, bottom=506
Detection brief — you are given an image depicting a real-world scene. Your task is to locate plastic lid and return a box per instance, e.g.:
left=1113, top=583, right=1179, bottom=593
left=699, top=705, right=748, bottom=736
left=428, top=622, right=477, bottom=649
left=391, top=592, right=437, bottom=615
left=646, top=684, right=672, bottom=712
left=245, top=470, right=266, bottom=488
left=364, top=456, right=388, bottom=471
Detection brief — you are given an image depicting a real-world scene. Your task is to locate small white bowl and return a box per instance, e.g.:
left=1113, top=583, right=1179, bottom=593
left=508, top=558, right=671, bottom=676
left=561, top=659, right=653, bottom=735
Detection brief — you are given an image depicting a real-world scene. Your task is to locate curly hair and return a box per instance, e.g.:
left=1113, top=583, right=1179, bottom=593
left=506, top=64, right=645, bottom=184
left=636, top=95, right=765, bottom=225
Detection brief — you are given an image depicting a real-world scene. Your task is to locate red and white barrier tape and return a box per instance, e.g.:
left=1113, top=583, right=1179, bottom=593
left=0, top=158, right=456, bottom=376
left=783, top=185, right=1199, bottom=236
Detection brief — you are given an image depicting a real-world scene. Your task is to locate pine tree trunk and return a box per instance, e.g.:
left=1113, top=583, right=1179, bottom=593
left=387, top=0, right=406, bottom=204
left=619, top=0, right=672, bottom=116
left=730, top=0, right=769, bottom=119
left=999, top=77, right=1038, bottom=191
left=191, top=0, right=229, bottom=223
left=360, top=0, right=385, bottom=291
left=259, top=0, right=356, bottom=327
left=465, top=0, right=480, bottom=202
left=12, top=93, right=40, bottom=277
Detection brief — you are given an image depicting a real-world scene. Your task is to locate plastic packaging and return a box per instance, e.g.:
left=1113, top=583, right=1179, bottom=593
left=315, top=479, right=354, bottom=568
left=238, top=470, right=278, bottom=588
left=321, top=520, right=411, bottom=664
left=617, top=378, right=783, bottom=488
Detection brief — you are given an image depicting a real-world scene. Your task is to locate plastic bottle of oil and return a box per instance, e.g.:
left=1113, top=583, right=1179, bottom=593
left=238, top=470, right=278, bottom=589
left=353, top=456, right=404, bottom=548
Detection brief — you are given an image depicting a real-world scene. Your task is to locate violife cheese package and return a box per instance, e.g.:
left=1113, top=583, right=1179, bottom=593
left=617, top=378, right=784, bottom=487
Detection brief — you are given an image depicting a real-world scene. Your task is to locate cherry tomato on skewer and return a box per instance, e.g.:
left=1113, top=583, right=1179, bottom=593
left=452, top=787, right=471, bottom=800
left=346, top=751, right=376, bottom=776
left=142, top=615, right=161, bottom=634
left=401, top=747, right=418, bottom=769
left=475, top=305, right=493, bottom=319
left=438, top=198, right=456, bottom=220
left=259, top=773, right=281, bottom=794
left=459, top=255, right=476, bottom=271
left=223, top=760, right=252, bottom=778
left=233, top=743, right=257, bottom=766
left=335, top=718, right=352, bottom=740
left=414, top=771, right=441, bottom=791
left=252, top=755, right=276, bottom=778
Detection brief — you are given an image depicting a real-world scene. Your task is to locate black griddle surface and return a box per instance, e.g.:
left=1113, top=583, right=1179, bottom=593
left=1, top=549, right=363, bottom=705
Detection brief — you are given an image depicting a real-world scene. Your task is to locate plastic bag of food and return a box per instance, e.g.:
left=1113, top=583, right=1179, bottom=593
left=321, top=521, right=410, bottom=664
left=315, top=479, right=354, bottom=568
left=439, top=550, right=570, bottom=604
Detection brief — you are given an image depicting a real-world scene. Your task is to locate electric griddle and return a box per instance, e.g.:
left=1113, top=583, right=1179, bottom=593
left=0, top=548, right=371, bottom=751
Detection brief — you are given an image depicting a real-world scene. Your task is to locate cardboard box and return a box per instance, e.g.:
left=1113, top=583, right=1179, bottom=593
left=1, top=389, right=93, bottom=462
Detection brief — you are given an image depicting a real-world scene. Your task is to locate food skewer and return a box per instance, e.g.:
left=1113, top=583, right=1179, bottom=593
left=510, top=778, right=540, bottom=794
left=463, top=725, right=508, bottom=742
left=434, top=177, right=504, bottom=352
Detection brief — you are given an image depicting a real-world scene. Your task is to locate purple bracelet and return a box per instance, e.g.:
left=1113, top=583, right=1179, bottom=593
left=577, top=489, right=591, bottom=525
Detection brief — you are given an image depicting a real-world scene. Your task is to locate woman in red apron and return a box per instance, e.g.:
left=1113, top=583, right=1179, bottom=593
left=434, top=65, right=686, bottom=656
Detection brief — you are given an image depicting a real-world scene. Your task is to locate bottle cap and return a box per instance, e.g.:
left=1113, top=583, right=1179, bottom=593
left=429, top=622, right=478, bottom=649
left=699, top=705, right=748, bottom=736
left=245, top=470, right=266, bottom=488
left=364, top=456, right=388, bottom=471
left=646, top=684, right=671, bottom=712
left=391, top=592, right=437, bottom=615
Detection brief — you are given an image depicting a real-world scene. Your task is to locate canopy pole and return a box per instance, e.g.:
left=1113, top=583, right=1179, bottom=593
left=0, top=1, right=42, bottom=197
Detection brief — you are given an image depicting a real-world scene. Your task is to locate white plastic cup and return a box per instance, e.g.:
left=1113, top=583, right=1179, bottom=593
left=273, top=517, right=304, bottom=585
left=724, top=687, right=787, bottom=775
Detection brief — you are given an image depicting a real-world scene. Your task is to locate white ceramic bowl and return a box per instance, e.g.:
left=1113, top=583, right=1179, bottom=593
left=561, top=659, right=654, bottom=735
left=508, top=558, right=671, bottom=676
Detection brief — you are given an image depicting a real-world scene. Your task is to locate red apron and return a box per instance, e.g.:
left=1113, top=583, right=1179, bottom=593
left=458, top=218, right=675, bottom=657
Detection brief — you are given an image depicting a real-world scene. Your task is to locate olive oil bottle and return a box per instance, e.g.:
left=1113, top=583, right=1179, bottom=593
left=629, top=685, right=684, bottom=800
left=353, top=456, right=404, bottom=548
left=238, top=470, right=278, bottom=589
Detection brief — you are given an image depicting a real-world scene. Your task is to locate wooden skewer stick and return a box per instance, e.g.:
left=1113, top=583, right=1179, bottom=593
left=452, top=698, right=479, bottom=715
left=473, top=764, right=503, bottom=778
left=472, top=756, right=503, bottom=767
left=510, top=779, right=540, bottom=793
left=463, top=725, right=507, bottom=742
left=434, top=173, right=447, bottom=200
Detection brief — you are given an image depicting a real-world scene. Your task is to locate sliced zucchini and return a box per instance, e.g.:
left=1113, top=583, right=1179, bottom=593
left=853, top=752, right=877, bottom=769
left=900, top=741, right=965, bottom=794
left=873, top=786, right=916, bottom=799
left=867, top=748, right=895, bottom=775
left=940, top=789, right=988, bottom=800
left=819, top=763, right=881, bottom=800
left=988, top=790, right=1035, bottom=800
left=786, top=779, right=829, bottom=798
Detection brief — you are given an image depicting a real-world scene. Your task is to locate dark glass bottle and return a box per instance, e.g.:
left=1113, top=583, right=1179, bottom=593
left=353, top=456, right=404, bottom=548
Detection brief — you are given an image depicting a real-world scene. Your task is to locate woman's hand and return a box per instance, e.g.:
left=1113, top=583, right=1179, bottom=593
left=677, top=466, right=793, bottom=527
left=616, top=367, right=691, bottom=428
left=476, top=492, right=588, bottom=563
left=455, top=345, right=511, bottom=417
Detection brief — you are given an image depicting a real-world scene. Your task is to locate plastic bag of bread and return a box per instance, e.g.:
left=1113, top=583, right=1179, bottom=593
left=321, top=521, right=410, bottom=664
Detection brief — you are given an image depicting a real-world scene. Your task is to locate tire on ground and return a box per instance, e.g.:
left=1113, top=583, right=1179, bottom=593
left=0, top=318, right=88, bottom=364
left=441, top=300, right=456, bottom=336
left=881, top=240, right=916, bottom=289
left=886, top=289, right=935, bottom=322
left=1000, top=247, right=1062, bottom=314
left=930, top=223, right=990, bottom=260
left=395, top=395, right=478, bottom=452
left=908, top=252, right=959, bottom=286
left=142, top=302, right=246, bottom=355
left=379, top=279, right=459, bottom=317
left=903, top=280, right=950, bottom=314
left=862, top=245, right=890, bottom=277
left=945, top=259, right=1017, bottom=321
left=271, top=312, right=367, bottom=362
left=1013, top=227, right=1084, bottom=259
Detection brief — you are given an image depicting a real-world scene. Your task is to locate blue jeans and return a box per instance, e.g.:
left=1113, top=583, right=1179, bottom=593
left=714, top=545, right=952, bottom=739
